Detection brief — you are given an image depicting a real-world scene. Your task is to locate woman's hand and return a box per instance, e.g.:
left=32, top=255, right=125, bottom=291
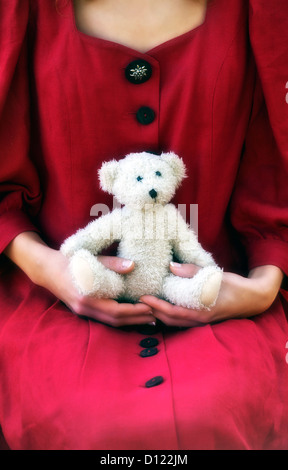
left=140, top=262, right=284, bottom=327
left=40, top=250, right=155, bottom=327
left=4, top=232, right=154, bottom=327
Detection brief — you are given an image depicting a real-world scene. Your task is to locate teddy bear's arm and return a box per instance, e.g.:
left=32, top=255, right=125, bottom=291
left=60, top=209, right=123, bottom=258
left=167, top=205, right=216, bottom=267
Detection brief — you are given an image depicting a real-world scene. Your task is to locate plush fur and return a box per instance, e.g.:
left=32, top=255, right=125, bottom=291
left=61, top=152, right=223, bottom=309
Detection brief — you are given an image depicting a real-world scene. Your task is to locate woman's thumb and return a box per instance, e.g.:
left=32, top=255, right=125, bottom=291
left=169, top=262, right=200, bottom=278
left=97, top=255, right=135, bottom=273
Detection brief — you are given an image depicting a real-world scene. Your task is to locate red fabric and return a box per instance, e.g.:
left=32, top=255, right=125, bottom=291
left=0, top=0, right=288, bottom=450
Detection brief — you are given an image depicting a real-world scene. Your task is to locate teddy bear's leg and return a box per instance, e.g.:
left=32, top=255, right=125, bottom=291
left=69, top=249, right=125, bottom=298
left=162, top=265, right=223, bottom=310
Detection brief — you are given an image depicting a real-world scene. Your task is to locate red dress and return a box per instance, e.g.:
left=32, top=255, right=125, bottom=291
left=0, top=0, right=288, bottom=450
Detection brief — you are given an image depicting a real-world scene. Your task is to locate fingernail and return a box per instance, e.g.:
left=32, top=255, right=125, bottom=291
left=170, top=262, right=182, bottom=268
left=122, top=260, right=133, bottom=269
left=147, top=321, right=156, bottom=326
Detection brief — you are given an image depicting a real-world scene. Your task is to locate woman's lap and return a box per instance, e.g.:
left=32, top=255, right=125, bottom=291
left=0, top=269, right=288, bottom=450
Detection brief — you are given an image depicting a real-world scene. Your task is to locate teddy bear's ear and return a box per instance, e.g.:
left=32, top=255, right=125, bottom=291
left=98, top=159, right=119, bottom=193
left=162, top=152, right=187, bottom=187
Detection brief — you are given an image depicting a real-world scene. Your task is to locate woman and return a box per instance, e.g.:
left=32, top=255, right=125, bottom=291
left=0, top=0, right=288, bottom=449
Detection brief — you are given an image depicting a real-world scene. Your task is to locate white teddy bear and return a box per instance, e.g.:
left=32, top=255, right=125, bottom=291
left=61, top=151, right=223, bottom=310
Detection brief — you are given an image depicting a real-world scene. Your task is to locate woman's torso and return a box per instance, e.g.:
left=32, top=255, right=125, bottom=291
left=28, top=0, right=253, bottom=273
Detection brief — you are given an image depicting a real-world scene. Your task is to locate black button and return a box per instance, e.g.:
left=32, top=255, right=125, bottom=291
left=140, top=347, right=158, bottom=358
left=140, top=337, right=159, bottom=348
left=125, top=59, right=152, bottom=84
left=136, top=107, right=155, bottom=125
left=145, top=376, right=164, bottom=388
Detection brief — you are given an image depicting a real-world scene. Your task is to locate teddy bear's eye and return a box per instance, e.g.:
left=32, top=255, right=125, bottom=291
left=136, top=176, right=143, bottom=182
left=155, top=171, right=162, bottom=177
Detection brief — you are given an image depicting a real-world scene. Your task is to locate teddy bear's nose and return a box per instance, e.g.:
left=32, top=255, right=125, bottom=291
left=149, top=189, right=158, bottom=199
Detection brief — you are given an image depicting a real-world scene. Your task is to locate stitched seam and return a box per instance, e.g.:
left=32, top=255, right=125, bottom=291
left=55, top=67, right=74, bottom=228
left=211, top=20, right=245, bottom=162
left=162, top=331, right=181, bottom=450
left=210, top=17, right=247, bottom=217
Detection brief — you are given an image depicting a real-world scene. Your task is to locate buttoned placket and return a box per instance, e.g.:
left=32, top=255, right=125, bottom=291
left=122, top=55, right=165, bottom=388
left=137, top=323, right=165, bottom=388
left=122, top=55, right=160, bottom=153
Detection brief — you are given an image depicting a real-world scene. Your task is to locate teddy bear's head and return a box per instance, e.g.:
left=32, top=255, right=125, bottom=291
left=98, top=151, right=186, bottom=208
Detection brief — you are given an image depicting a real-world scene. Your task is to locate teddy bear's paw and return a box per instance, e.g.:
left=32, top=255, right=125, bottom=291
left=70, top=254, right=95, bottom=294
left=60, top=234, right=83, bottom=258
left=69, top=249, right=125, bottom=298
left=198, top=266, right=223, bottom=308
left=162, top=265, right=223, bottom=310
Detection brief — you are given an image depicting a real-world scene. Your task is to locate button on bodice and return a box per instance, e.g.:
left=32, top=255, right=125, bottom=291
left=145, top=376, right=164, bottom=388
left=139, top=337, right=159, bottom=348
left=140, top=347, right=159, bottom=358
left=125, top=59, right=152, bottom=84
left=136, top=106, right=155, bottom=125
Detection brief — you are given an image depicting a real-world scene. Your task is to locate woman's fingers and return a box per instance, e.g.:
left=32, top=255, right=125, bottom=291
left=152, top=309, right=201, bottom=328
left=140, top=295, right=175, bottom=313
left=98, top=258, right=203, bottom=277
left=83, top=299, right=155, bottom=327
left=140, top=295, right=203, bottom=327
left=86, top=310, right=156, bottom=327
left=71, top=295, right=155, bottom=326
left=89, top=297, right=152, bottom=315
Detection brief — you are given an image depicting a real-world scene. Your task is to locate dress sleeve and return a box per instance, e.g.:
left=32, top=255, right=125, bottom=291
left=230, top=0, right=288, bottom=277
left=0, top=0, right=41, bottom=255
